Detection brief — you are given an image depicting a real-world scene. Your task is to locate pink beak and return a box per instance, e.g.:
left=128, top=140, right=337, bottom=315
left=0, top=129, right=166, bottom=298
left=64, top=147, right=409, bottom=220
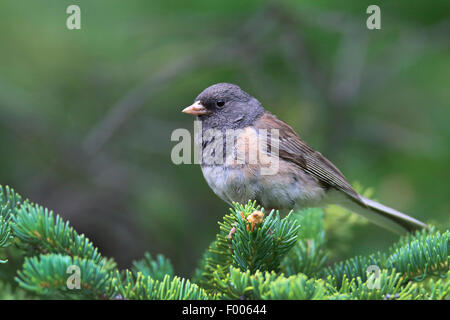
left=182, top=101, right=211, bottom=116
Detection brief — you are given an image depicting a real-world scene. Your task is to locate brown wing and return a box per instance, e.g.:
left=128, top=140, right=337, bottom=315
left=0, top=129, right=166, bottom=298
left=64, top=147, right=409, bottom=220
left=254, top=112, right=361, bottom=202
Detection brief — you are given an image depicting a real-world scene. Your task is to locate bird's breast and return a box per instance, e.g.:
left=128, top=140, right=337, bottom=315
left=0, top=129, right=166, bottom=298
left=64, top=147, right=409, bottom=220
left=198, top=125, right=326, bottom=209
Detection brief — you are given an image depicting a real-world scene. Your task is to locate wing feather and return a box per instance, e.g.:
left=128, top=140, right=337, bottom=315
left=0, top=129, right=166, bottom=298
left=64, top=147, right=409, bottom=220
left=255, top=112, right=361, bottom=202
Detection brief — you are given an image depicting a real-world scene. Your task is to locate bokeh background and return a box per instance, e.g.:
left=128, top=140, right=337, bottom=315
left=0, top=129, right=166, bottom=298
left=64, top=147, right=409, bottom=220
left=0, top=0, right=448, bottom=277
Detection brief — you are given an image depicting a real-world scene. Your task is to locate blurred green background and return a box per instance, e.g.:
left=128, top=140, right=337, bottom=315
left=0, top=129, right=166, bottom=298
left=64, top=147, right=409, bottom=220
left=0, top=0, right=448, bottom=277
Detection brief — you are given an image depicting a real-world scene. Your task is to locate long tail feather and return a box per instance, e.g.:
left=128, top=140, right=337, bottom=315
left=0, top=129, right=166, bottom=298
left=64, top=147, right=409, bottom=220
left=341, top=195, right=428, bottom=234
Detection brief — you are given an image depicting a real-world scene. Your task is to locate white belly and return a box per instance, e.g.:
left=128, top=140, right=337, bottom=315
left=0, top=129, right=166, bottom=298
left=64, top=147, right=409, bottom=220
left=201, top=162, right=326, bottom=210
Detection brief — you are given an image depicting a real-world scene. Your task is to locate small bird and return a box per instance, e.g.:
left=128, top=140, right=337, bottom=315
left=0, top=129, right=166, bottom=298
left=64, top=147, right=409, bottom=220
left=182, top=83, right=427, bottom=234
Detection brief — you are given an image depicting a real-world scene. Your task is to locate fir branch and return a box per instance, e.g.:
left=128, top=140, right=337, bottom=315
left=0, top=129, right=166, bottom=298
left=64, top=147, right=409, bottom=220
left=1, top=183, right=448, bottom=300
left=15, top=254, right=114, bottom=299
left=414, top=271, right=449, bottom=300
left=0, top=214, right=12, bottom=261
left=231, top=203, right=299, bottom=273
left=323, top=229, right=450, bottom=288
left=325, top=270, right=418, bottom=300
left=114, top=271, right=209, bottom=300
left=264, top=273, right=327, bottom=300
left=157, top=274, right=209, bottom=300
left=217, top=266, right=328, bottom=300
left=0, top=185, right=23, bottom=213
left=323, top=253, right=384, bottom=289
left=0, top=185, right=23, bottom=262
left=131, top=252, right=174, bottom=282
left=12, top=202, right=103, bottom=264
left=281, top=208, right=328, bottom=277
left=215, top=267, right=279, bottom=300
left=386, top=230, right=449, bottom=280
left=193, top=211, right=236, bottom=291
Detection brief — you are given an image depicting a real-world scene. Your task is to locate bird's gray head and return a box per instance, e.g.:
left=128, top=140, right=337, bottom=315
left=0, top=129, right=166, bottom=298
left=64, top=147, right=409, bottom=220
left=182, top=83, right=264, bottom=130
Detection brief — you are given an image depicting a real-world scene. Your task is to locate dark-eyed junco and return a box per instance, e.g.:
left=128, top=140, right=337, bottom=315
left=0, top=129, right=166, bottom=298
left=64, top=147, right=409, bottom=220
left=182, top=83, right=427, bottom=234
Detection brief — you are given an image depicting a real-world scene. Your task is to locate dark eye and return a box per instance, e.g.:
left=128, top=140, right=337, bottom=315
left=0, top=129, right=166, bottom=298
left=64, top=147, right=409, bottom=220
left=216, top=100, right=225, bottom=107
